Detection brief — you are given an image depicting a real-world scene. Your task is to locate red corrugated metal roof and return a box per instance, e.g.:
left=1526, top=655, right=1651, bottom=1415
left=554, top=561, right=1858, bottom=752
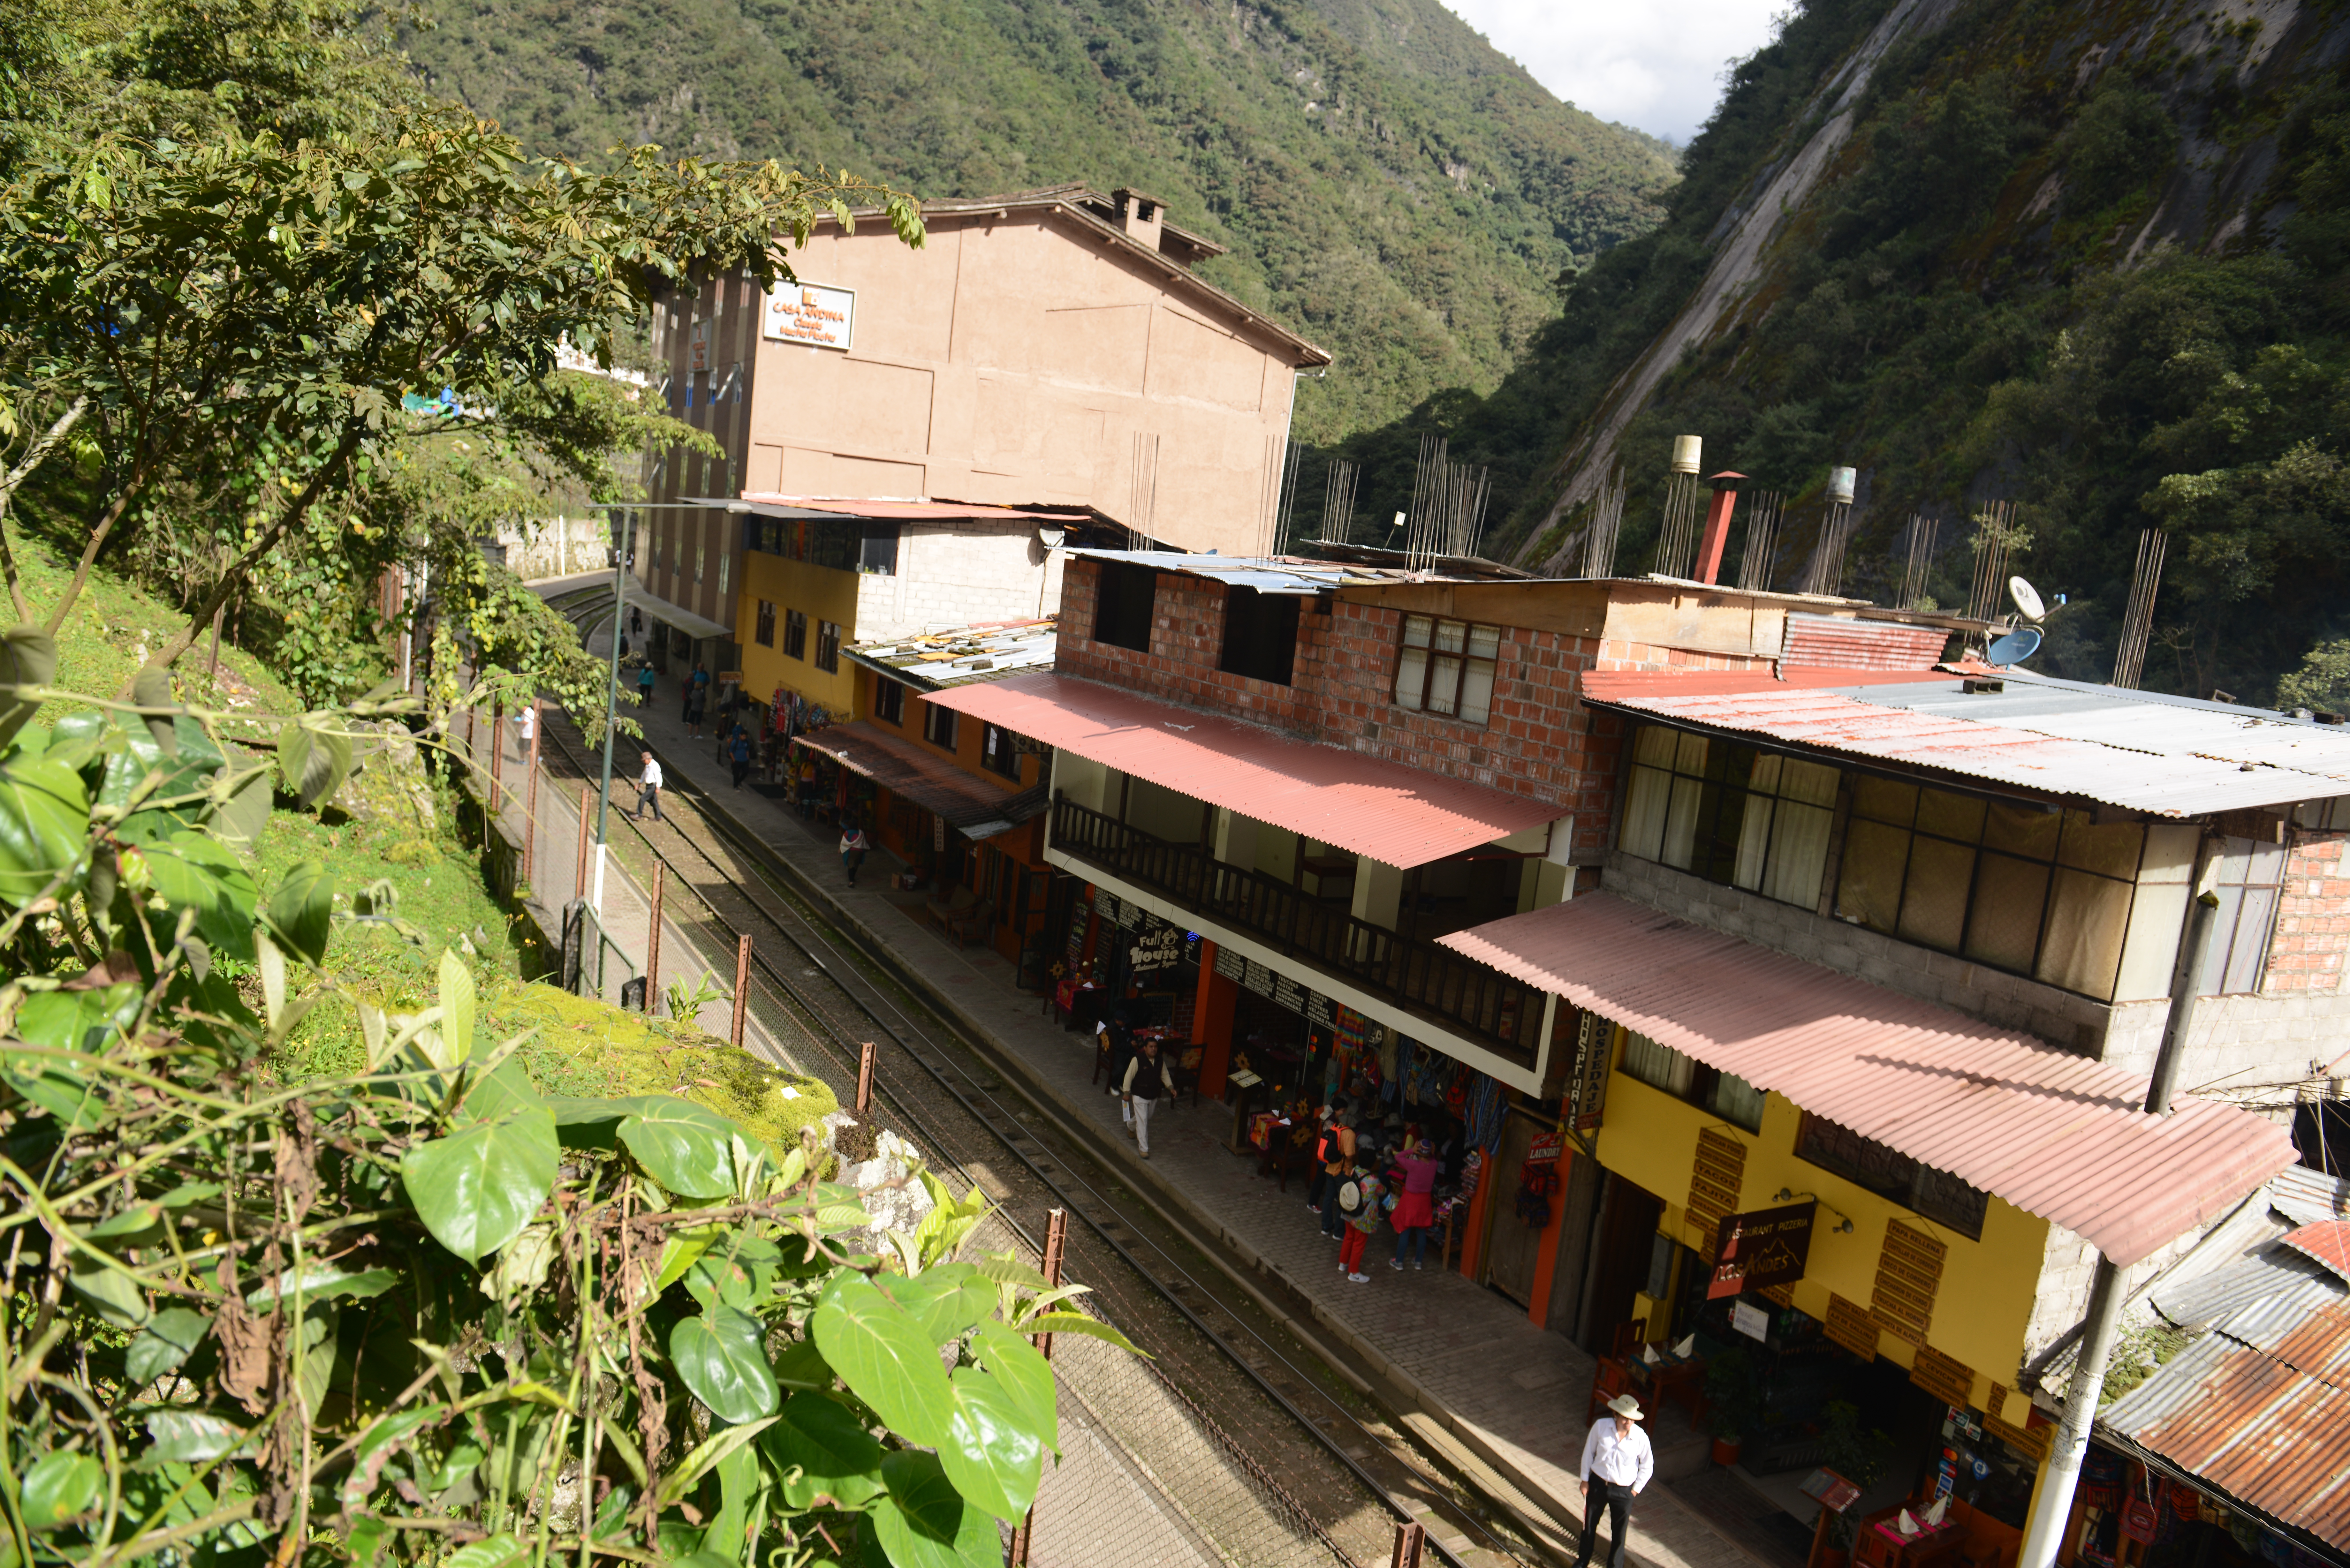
left=2286, top=1220, right=2350, bottom=1285
left=918, top=673, right=1560, bottom=868
left=1781, top=613, right=1949, bottom=671
left=1581, top=667, right=1950, bottom=699
left=790, top=723, right=1044, bottom=838
left=1436, top=893, right=2295, bottom=1266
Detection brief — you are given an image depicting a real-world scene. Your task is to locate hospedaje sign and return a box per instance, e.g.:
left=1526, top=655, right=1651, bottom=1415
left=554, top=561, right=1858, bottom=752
left=1707, top=1201, right=1817, bottom=1300
left=764, top=282, right=857, bottom=350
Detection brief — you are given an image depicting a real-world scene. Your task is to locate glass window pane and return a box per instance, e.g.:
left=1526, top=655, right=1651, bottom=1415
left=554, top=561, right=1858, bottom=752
left=1393, top=645, right=1428, bottom=710
left=1434, top=618, right=1467, bottom=655
left=1733, top=793, right=1776, bottom=891
left=1674, top=732, right=1711, bottom=774
left=1709, top=1072, right=1767, bottom=1132
left=2058, top=810, right=2145, bottom=878
left=1898, top=837, right=1976, bottom=952
left=1764, top=801, right=1836, bottom=909
left=1622, top=765, right=1673, bottom=861
left=2223, top=887, right=2277, bottom=994
left=1426, top=654, right=1462, bottom=715
left=2198, top=885, right=2247, bottom=995
left=1623, top=1032, right=1695, bottom=1096
left=1661, top=777, right=1705, bottom=871
left=2244, top=839, right=2287, bottom=886
left=1780, top=759, right=1840, bottom=808
left=2213, top=835, right=2253, bottom=886
left=1983, top=800, right=2062, bottom=859
left=1836, top=818, right=1912, bottom=933
left=1748, top=753, right=1784, bottom=796
left=1467, top=624, right=1501, bottom=660
left=1853, top=774, right=1920, bottom=825
left=1635, top=725, right=1678, bottom=767
left=2036, top=868, right=2134, bottom=999
left=1915, top=788, right=1987, bottom=843
left=1458, top=658, right=1496, bottom=725
left=1964, top=853, right=2051, bottom=972
left=1401, top=614, right=1433, bottom=649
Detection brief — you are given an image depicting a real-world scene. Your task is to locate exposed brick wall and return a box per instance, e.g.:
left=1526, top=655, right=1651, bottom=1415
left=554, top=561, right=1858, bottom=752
left=2266, top=830, right=2350, bottom=994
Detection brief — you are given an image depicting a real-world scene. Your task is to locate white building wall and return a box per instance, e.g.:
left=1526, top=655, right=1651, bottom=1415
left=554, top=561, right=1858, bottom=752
left=852, top=520, right=1066, bottom=642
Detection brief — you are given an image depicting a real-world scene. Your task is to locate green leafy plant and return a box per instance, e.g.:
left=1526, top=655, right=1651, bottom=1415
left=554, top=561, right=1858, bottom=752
left=0, top=676, right=1125, bottom=1567
left=1702, top=1343, right=1765, bottom=1442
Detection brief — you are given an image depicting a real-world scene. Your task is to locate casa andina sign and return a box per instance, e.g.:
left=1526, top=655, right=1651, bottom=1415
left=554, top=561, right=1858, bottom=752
left=1707, top=1201, right=1817, bottom=1300
left=763, top=282, right=857, bottom=350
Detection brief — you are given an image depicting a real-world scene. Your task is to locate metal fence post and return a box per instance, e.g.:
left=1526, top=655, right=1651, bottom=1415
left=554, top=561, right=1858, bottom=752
left=647, top=862, right=665, bottom=1014
left=1011, top=1207, right=1069, bottom=1568
left=1391, top=1521, right=1425, bottom=1568
left=524, top=702, right=541, bottom=888
left=730, top=933, right=751, bottom=1047
left=489, top=701, right=503, bottom=801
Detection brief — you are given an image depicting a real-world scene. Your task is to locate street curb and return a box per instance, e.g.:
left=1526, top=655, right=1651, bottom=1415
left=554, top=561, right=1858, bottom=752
left=654, top=760, right=1614, bottom=1564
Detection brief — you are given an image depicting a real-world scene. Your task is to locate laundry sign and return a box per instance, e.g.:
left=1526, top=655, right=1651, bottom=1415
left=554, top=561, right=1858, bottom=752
left=764, top=282, right=857, bottom=350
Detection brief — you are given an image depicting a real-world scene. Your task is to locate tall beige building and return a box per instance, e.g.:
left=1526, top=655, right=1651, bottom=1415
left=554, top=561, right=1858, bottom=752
left=637, top=185, right=1332, bottom=657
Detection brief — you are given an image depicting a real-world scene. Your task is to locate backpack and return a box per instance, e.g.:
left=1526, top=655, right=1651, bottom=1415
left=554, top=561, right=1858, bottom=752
left=1338, top=1179, right=1362, bottom=1213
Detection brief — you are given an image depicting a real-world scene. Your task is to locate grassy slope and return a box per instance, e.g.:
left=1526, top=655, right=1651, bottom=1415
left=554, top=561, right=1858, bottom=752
left=397, top=0, right=1677, bottom=443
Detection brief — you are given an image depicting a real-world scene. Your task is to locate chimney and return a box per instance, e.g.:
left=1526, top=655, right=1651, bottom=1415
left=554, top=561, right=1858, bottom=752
left=1696, top=472, right=1745, bottom=585
left=1112, top=187, right=1165, bottom=251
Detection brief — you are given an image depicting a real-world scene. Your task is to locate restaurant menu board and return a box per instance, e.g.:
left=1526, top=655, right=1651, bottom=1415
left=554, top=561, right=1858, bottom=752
left=1215, top=946, right=1245, bottom=982
left=1067, top=902, right=1090, bottom=955
left=1097, top=893, right=1121, bottom=926
left=1118, top=898, right=1144, bottom=930
left=1800, top=1469, right=1863, bottom=1514
left=1243, top=960, right=1274, bottom=997
left=1305, top=991, right=1336, bottom=1028
left=1272, top=974, right=1306, bottom=1014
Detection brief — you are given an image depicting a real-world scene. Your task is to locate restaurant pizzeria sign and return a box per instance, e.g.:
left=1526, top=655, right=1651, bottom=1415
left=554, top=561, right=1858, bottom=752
left=764, top=283, right=857, bottom=350
left=1707, top=1201, right=1817, bottom=1300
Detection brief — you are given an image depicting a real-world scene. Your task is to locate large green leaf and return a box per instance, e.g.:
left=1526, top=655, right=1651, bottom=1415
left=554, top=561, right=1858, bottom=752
left=936, top=1365, right=1043, bottom=1523
left=18, top=1449, right=101, bottom=1530
left=809, top=1274, right=954, bottom=1448
left=771, top=1335, right=834, bottom=1391
left=652, top=1415, right=776, bottom=1510
left=265, top=860, right=334, bottom=967
left=0, top=626, right=58, bottom=752
left=0, top=755, right=88, bottom=905
left=277, top=714, right=353, bottom=811
left=246, top=1261, right=400, bottom=1308
left=125, top=1307, right=212, bottom=1384
left=441, top=1535, right=529, bottom=1568
left=969, top=1321, right=1058, bottom=1456
left=67, top=1255, right=150, bottom=1326
left=869, top=1450, right=1000, bottom=1568
left=1023, top=1310, right=1147, bottom=1357
left=13, top=982, right=141, bottom=1054
left=400, top=1106, right=557, bottom=1265
left=135, top=832, right=260, bottom=961
left=437, top=946, right=476, bottom=1064
left=141, top=1409, right=249, bottom=1464
left=873, top=1263, right=993, bottom=1346
left=668, top=1306, right=779, bottom=1423
left=455, top=1055, right=544, bottom=1127
left=616, top=1097, right=750, bottom=1199
left=756, top=1393, right=884, bottom=1511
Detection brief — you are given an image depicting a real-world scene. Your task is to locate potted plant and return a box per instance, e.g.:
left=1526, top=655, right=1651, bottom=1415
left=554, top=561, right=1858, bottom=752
left=1704, top=1345, right=1764, bottom=1466
left=1816, top=1399, right=1893, bottom=1568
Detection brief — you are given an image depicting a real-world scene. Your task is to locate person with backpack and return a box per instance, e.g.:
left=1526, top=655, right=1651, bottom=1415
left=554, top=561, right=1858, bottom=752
left=1339, top=1156, right=1386, bottom=1284
left=729, top=727, right=752, bottom=788
left=1121, top=1036, right=1173, bottom=1158
left=838, top=820, right=869, bottom=886
left=1318, top=1104, right=1357, bottom=1240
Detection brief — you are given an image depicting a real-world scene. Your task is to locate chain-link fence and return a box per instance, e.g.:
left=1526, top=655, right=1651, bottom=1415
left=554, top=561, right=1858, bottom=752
left=445, top=700, right=1368, bottom=1567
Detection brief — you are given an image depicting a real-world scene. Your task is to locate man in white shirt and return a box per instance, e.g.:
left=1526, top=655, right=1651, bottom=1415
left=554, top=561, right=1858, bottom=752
left=1574, top=1393, right=1653, bottom=1568
left=634, top=753, right=664, bottom=822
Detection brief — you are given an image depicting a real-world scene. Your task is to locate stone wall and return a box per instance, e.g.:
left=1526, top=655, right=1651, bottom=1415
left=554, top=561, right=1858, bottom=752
left=498, top=517, right=611, bottom=582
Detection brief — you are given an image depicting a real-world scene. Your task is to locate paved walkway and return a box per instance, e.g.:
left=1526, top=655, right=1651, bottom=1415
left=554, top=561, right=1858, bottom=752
left=589, top=666, right=1762, bottom=1568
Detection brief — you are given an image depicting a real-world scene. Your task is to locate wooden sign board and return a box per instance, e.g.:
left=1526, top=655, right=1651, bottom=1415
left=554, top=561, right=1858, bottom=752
left=1130, top=922, right=1182, bottom=974
left=1800, top=1470, right=1863, bottom=1514
left=1825, top=1293, right=1880, bottom=1361
left=1707, top=1202, right=1817, bottom=1300
left=1909, top=1345, right=1975, bottom=1409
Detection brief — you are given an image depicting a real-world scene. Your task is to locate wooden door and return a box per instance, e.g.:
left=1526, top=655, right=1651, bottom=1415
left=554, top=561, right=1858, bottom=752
left=1483, top=1116, right=1544, bottom=1306
left=1579, top=1176, right=1665, bottom=1354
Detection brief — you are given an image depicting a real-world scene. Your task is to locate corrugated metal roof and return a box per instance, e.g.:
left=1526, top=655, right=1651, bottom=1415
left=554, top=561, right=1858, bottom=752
left=1435, top=892, right=2296, bottom=1267
left=2104, top=1236, right=2350, bottom=1554
left=2273, top=1166, right=2350, bottom=1228
left=845, top=619, right=1058, bottom=690
left=2154, top=1248, right=2340, bottom=1331
left=739, top=494, right=1088, bottom=522
left=1061, top=548, right=1388, bottom=594
left=789, top=723, right=1047, bottom=839
left=917, top=673, right=1560, bottom=868
left=1581, top=679, right=2346, bottom=817
left=2286, top=1220, right=2350, bottom=1285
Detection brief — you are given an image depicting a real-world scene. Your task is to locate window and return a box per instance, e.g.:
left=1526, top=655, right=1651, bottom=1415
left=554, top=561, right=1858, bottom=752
left=754, top=599, right=776, bottom=648
left=694, top=534, right=705, bottom=584
left=874, top=677, right=906, bottom=725
left=860, top=524, right=899, bottom=576
left=784, top=609, right=807, bottom=660
left=1619, top=1031, right=1765, bottom=1133
left=1092, top=561, right=1157, bottom=652
left=2203, top=836, right=2286, bottom=994
left=982, top=723, right=1024, bottom=780
left=1218, top=586, right=1300, bottom=685
left=1392, top=614, right=1500, bottom=725
left=1620, top=726, right=1839, bottom=910
left=815, top=619, right=840, bottom=674
left=1797, top=1113, right=1988, bottom=1240
left=924, top=703, right=958, bottom=750
left=1833, top=775, right=2144, bottom=999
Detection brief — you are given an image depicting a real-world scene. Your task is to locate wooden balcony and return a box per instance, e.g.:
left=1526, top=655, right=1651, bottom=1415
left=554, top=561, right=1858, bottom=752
left=1049, top=797, right=1542, bottom=1067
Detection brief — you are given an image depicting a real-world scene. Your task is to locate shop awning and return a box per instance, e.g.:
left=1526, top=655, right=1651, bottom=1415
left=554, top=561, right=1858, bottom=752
left=1436, top=893, right=2296, bottom=1267
left=917, top=674, right=1558, bottom=869
left=791, top=724, right=1047, bottom=840
left=621, top=580, right=731, bottom=642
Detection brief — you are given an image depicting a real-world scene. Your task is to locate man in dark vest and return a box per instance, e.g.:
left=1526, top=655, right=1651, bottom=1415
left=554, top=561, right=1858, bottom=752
left=1121, top=1036, right=1173, bottom=1158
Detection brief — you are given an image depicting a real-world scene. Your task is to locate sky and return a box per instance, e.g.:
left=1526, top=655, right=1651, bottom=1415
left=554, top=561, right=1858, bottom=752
left=1443, top=0, right=1790, bottom=146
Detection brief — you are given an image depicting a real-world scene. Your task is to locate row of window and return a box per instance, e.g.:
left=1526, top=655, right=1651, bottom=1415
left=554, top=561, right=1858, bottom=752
left=869, top=675, right=1027, bottom=780
left=1618, top=1028, right=1991, bottom=1239
left=753, top=600, right=840, bottom=672
left=1619, top=724, right=2286, bottom=1001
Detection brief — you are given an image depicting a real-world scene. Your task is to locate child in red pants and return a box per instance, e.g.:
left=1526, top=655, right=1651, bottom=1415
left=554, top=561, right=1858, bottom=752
left=1340, top=1165, right=1387, bottom=1283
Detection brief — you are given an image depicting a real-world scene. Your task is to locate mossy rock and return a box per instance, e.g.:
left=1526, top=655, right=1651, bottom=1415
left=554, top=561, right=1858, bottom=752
left=482, top=978, right=838, bottom=1159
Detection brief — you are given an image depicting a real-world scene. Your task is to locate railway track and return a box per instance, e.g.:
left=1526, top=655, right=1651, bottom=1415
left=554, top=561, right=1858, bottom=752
left=525, top=584, right=1548, bottom=1568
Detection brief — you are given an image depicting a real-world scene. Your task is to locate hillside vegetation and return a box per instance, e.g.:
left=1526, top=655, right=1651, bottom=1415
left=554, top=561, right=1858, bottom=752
left=1369, top=0, right=2350, bottom=707
left=398, top=0, right=1679, bottom=442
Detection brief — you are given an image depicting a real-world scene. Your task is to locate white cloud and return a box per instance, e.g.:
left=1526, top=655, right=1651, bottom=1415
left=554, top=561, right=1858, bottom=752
left=1444, top=0, right=1788, bottom=145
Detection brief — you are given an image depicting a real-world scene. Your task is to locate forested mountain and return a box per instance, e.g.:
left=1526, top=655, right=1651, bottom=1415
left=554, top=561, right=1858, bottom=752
left=398, top=0, right=1679, bottom=442
left=1361, top=0, right=2350, bottom=708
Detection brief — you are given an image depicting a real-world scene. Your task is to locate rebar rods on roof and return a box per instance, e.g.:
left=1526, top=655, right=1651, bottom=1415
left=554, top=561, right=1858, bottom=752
left=1799, top=498, right=1859, bottom=595
left=1652, top=470, right=1703, bottom=579
left=1965, top=501, right=2020, bottom=625
left=2113, top=528, right=2168, bottom=691
left=1736, top=489, right=1783, bottom=592
left=1319, top=458, right=1359, bottom=547
left=1900, top=515, right=1942, bottom=611
left=1403, top=434, right=1491, bottom=571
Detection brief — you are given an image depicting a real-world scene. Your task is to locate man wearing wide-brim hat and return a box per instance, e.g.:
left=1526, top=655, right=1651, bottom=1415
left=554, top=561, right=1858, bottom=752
left=1573, top=1392, right=1653, bottom=1568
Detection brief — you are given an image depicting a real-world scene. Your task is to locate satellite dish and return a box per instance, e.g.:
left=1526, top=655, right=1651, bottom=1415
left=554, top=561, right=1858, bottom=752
left=2008, top=576, right=2046, bottom=622
left=1986, top=626, right=2043, bottom=667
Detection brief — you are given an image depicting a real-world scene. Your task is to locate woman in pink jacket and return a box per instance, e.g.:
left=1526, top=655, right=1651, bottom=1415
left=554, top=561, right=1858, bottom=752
left=1387, top=1138, right=1440, bottom=1270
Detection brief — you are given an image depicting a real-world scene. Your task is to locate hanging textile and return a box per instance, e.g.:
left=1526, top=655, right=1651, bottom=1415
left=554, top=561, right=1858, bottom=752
left=1468, top=1073, right=1506, bottom=1152
left=1389, top=1037, right=1415, bottom=1107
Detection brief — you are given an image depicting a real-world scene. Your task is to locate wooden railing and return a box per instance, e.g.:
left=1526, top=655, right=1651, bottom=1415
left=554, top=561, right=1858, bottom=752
left=1049, top=797, right=1540, bottom=1066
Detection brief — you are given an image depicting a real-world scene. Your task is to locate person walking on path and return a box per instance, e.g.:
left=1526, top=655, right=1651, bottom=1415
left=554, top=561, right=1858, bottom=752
left=1318, top=1106, right=1357, bottom=1240
left=1307, top=1097, right=1345, bottom=1213
left=1574, top=1394, right=1653, bottom=1568
left=838, top=820, right=869, bottom=886
left=635, top=663, right=656, bottom=709
left=685, top=685, right=705, bottom=740
left=1121, top=1036, right=1173, bottom=1158
left=1388, top=1137, right=1439, bottom=1269
left=1339, top=1159, right=1386, bottom=1283
left=728, top=727, right=752, bottom=788
left=633, top=752, right=664, bottom=822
